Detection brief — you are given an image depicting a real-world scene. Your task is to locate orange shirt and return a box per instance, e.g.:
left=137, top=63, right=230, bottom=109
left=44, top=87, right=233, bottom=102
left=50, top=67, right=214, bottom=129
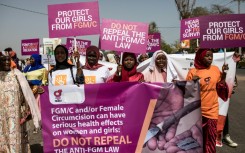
left=186, top=65, right=221, bottom=119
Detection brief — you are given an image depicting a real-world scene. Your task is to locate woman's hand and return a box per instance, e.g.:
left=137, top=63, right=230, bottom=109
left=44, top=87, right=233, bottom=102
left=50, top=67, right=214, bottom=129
left=192, top=75, right=200, bottom=82
left=73, top=51, right=81, bottom=67
left=222, top=64, right=229, bottom=73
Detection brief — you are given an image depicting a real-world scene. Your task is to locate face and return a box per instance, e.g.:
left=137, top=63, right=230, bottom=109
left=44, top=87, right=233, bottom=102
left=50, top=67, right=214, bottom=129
left=123, top=55, right=135, bottom=69
left=155, top=54, right=167, bottom=69
left=0, top=56, right=11, bottom=71
left=55, top=47, right=67, bottom=63
left=202, top=50, right=213, bottom=67
left=26, top=58, right=30, bottom=65
left=87, top=51, right=98, bottom=66
left=30, top=57, right=35, bottom=65
left=140, top=54, right=149, bottom=62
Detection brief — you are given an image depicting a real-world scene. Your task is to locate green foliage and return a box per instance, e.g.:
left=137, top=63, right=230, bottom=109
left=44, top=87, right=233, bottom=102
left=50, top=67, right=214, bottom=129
left=148, top=21, right=175, bottom=53
left=161, top=41, right=174, bottom=54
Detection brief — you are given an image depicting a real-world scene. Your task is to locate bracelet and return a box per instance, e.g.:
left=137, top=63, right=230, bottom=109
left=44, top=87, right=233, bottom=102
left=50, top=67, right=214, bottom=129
left=77, top=67, right=82, bottom=70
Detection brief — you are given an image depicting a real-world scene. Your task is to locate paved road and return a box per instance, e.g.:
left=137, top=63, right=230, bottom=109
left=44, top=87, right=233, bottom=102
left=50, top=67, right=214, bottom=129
left=217, top=68, right=245, bottom=153
left=29, top=68, right=245, bottom=153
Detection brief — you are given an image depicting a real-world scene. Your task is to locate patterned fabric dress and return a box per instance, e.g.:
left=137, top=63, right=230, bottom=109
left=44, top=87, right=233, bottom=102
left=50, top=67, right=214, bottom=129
left=0, top=70, right=30, bottom=153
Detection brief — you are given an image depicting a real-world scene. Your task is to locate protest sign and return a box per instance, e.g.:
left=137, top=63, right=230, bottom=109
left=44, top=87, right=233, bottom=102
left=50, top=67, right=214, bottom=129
left=180, top=17, right=200, bottom=41
left=200, top=14, right=245, bottom=48
left=42, top=55, right=56, bottom=65
left=100, top=19, right=148, bottom=54
left=147, top=33, right=161, bottom=52
left=41, top=82, right=202, bottom=153
left=66, top=38, right=91, bottom=56
left=21, top=38, right=39, bottom=55
left=43, top=38, right=62, bottom=55
left=181, top=39, right=190, bottom=48
left=48, top=1, right=100, bottom=38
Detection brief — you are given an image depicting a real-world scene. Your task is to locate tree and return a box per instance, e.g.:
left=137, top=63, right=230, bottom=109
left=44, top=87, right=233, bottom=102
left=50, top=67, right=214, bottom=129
left=148, top=22, right=160, bottom=33
left=161, top=41, right=174, bottom=54
left=148, top=22, right=174, bottom=54
left=192, top=6, right=210, bottom=17
left=171, top=40, right=181, bottom=52
left=175, top=0, right=196, bottom=19
left=211, top=4, right=234, bottom=14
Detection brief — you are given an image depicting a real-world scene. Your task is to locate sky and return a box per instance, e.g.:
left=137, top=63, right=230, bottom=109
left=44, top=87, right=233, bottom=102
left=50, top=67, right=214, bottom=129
left=0, top=0, right=245, bottom=58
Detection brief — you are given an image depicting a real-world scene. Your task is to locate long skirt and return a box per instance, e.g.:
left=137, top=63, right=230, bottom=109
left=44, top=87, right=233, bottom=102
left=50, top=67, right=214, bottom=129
left=202, top=116, right=217, bottom=153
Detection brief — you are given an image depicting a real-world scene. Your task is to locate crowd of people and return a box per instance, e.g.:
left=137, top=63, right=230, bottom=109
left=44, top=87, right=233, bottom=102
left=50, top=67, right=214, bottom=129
left=0, top=46, right=240, bottom=153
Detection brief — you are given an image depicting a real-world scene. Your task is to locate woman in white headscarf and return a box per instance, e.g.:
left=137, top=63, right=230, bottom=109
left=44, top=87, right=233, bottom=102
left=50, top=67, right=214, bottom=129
left=143, top=50, right=177, bottom=83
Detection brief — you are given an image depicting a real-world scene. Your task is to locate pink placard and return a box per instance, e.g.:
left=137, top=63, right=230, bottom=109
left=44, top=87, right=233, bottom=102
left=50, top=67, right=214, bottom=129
left=48, top=1, right=100, bottom=38
left=21, top=38, right=39, bottom=55
left=100, top=19, right=148, bottom=54
left=147, top=33, right=161, bottom=52
left=200, top=14, right=245, bottom=48
left=180, top=17, right=200, bottom=41
left=66, top=38, right=91, bottom=56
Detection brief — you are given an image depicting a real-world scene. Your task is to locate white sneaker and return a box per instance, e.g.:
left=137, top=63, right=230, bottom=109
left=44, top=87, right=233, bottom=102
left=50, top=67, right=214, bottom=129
left=216, top=140, right=223, bottom=147
left=223, top=134, right=238, bottom=148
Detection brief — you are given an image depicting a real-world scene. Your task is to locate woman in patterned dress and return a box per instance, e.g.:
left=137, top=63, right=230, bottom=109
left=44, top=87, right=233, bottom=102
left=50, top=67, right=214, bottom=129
left=0, top=53, right=41, bottom=152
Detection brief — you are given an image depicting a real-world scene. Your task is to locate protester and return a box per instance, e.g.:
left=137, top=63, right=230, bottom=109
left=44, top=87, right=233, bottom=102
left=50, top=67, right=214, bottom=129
left=23, top=54, right=47, bottom=133
left=3, top=47, right=18, bottom=69
left=137, top=53, right=149, bottom=63
left=49, top=45, right=84, bottom=86
left=23, top=54, right=48, bottom=86
left=82, top=46, right=110, bottom=84
left=186, top=48, right=229, bottom=153
left=25, top=58, right=30, bottom=66
left=107, top=52, right=144, bottom=82
left=9, top=49, right=20, bottom=70
left=0, top=53, right=41, bottom=152
left=143, top=50, right=177, bottom=83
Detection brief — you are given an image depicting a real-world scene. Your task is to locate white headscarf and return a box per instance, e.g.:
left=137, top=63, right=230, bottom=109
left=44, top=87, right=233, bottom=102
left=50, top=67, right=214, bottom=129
left=14, top=69, right=41, bottom=128
left=143, top=50, right=178, bottom=82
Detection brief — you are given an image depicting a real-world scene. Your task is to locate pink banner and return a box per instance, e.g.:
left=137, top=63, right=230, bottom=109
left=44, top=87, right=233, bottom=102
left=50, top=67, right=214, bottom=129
left=180, top=17, right=200, bottom=41
left=147, top=33, right=161, bottom=52
left=66, top=38, right=91, bottom=56
left=100, top=19, right=148, bottom=54
left=21, top=38, right=39, bottom=55
left=41, top=82, right=202, bottom=153
left=48, top=1, right=100, bottom=38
